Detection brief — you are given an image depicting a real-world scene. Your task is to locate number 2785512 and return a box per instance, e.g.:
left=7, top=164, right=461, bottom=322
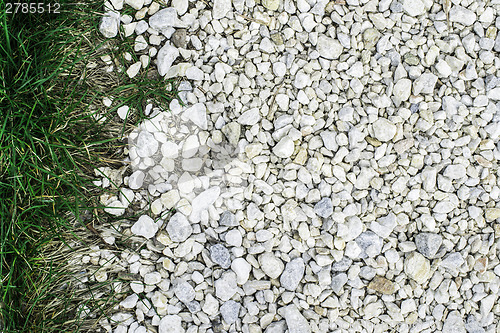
left=6, top=3, right=60, bottom=14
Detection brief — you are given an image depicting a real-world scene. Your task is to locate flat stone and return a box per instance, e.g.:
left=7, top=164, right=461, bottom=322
left=131, top=215, right=158, bottom=239
left=415, top=233, right=442, bottom=259
left=404, top=252, right=431, bottom=284
left=370, top=213, right=396, bottom=238
left=238, top=108, right=260, bottom=125
left=368, top=276, right=397, bottom=294
left=280, top=258, right=305, bottom=291
left=166, top=212, right=193, bottom=242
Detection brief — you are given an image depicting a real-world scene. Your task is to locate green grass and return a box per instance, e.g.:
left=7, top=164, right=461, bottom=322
left=0, top=0, right=178, bottom=331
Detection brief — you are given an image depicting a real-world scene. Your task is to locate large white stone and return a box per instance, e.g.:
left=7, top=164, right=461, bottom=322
left=372, top=118, right=397, bottom=142
left=157, top=43, right=179, bottom=76
left=316, top=36, right=343, bottom=59
left=213, top=0, right=231, bottom=19
left=131, top=215, right=158, bottom=239
left=273, top=136, right=294, bottom=158
left=159, top=315, right=185, bottom=333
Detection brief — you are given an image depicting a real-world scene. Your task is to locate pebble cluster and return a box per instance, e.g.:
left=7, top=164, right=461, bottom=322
left=91, top=0, right=500, bottom=332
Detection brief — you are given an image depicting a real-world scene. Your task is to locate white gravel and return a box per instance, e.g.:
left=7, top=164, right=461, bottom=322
left=88, top=0, right=500, bottom=332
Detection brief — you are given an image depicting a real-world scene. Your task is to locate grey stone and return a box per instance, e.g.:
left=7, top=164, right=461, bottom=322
left=171, top=29, right=187, bottom=48
left=174, top=281, right=195, bottom=303
left=414, top=233, right=442, bottom=259
left=331, top=257, right=353, bottom=272
left=220, top=300, right=241, bottom=324
left=210, top=244, right=231, bottom=269
left=219, top=211, right=238, bottom=227
left=280, top=258, right=305, bottom=291
left=355, top=231, right=383, bottom=258
left=314, top=198, right=333, bottom=218
left=166, top=212, right=193, bottom=242
left=283, top=305, right=311, bottom=333
left=331, top=273, right=348, bottom=294
left=443, top=311, right=466, bottom=333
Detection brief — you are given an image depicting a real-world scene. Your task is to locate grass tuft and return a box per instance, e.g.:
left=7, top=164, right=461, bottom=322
left=0, top=0, right=178, bottom=331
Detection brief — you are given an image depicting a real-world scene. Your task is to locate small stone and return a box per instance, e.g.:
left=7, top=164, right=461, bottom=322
left=220, top=211, right=238, bottom=227
left=183, top=103, right=207, bottom=130
left=449, top=6, right=476, bottom=26
left=316, top=36, right=343, bottom=60
left=215, top=272, right=238, bottom=301
left=171, top=29, right=187, bottom=48
left=372, top=118, right=397, bottom=142
left=368, top=276, right=397, bottom=294
left=443, top=164, right=466, bottom=179
left=392, top=79, right=412, bottom=106
left=131, top=215, right=158, bottom=239
left=174, top=281, right=195, bottom=303
left=262, top=0, right=280, bottom=10
left=485, top=208, right=500, bottom=221
left=314, top=198, right=333, bottom=218
left=404, top=252, right=431, bottom=284
left=413, top=73, right=438, bottom=95
left=213, top=0, right=231, bottom=19
left=293, top=70, right=311, bottom=89
left=117, top=105, right=130, bottom=120
left=149, top=8, right=180, bottom=31
left=210, top=244, right=231, bottom=269
left=283, top=305, right=311, bottom=333
left=414, top=233, right=442, bottom=259
left=402, top=0, right=425, bottom=16
left=238, top=108, right=260, bottom=125
left=186, top=67, right=204, bottom=81
left=370, top=213, right=396, bottom=238
left=331, top=273, right=348, bottom=294
left=136, top=131, right=158, bottom=157
left=355, top=231, right=383, bottom=258
left=273, top=136, right=294, bottom=158
left=120, top=294, right=139, bottom=309
left=125, top=0, right=144, bottom=10
left=220, top=300, right=241, bottom=324
left=159, top=315, right=184, bottom=333
left=259, top=252, right=284, bottom=279
left=280, top=258, right=305, bottom=291
left=442, top=311, right=466, bottom=333
left=222, top=122, right=241, bottom=146
left=171, top=0, right=188, bottom=15
left=100, top=12, right=119, bottom=38
left=166, top=212, right=193, bottom=242
left=144, top=272, right=161, bottom=285
left=465, top=316, right=485, bottom=333
left=231, top=257, right=251, bottom=285
left=157, top=43, right=179, bottom=76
